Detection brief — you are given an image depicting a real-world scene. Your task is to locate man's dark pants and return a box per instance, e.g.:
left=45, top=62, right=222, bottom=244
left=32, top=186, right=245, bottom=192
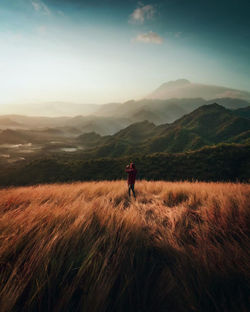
left=128, top=184, right=136, bottom=198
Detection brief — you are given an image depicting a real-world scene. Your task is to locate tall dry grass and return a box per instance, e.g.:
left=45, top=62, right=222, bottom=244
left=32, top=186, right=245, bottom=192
left=0, top=181, right=249, bottom=312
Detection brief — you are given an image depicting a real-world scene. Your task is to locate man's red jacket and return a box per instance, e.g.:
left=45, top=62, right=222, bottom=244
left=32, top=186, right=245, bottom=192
left=125, top=167, right=137, bottom=185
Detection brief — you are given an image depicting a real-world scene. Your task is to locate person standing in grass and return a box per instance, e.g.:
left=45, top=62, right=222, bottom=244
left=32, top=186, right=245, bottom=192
left=125, top=162, right=137, bottom=198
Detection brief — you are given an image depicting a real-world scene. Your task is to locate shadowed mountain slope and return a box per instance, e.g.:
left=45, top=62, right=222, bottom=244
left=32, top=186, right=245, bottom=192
left=232, top=106, right=250, bottom=119
left=1, top=96, right=249, bottom=138
left=81, top=104, right=250, bottom=157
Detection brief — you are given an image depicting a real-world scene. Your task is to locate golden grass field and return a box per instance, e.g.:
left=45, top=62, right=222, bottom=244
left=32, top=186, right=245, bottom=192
left=0, top=181, right=249, bottom=312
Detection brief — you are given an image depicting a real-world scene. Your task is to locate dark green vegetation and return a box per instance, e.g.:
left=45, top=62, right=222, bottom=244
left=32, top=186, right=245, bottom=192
left=80, top=104, right=250, bottom=158
left=0, top=103, right=249, bottom=186
left=0, top=143, right=249, bottom=187
left=233, top=106, right=250, bottom=119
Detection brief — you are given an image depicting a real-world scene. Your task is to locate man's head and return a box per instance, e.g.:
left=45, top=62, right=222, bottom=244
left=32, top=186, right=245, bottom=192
left=130, top=162, right=135, bottom=169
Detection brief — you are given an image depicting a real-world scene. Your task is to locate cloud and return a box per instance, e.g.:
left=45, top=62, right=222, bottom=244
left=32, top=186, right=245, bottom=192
left=37, top=25, right=47, bottom=35
left=129, top=4, right=155, bottom=24
left=134, top=31, right=163, bottom=44
left=31, top=0, right=51, bottom=15
left=57, top=10, right=65, bottom=17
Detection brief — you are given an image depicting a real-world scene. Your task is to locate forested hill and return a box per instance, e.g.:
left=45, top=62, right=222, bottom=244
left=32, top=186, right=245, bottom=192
left=0, top=143, right=249, bottom=187
left=0, top=104, right=249, bottom=186
left=78, top=104, right=250, bottom=158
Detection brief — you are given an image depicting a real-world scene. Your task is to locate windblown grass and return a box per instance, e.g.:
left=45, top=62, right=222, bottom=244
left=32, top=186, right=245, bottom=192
left=0, top=181, right=249, bottom=312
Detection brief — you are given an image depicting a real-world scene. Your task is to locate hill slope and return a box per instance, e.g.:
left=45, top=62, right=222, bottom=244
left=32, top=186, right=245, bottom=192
left=0, top=129, right=32, bottom=144
left=95, top=97, right=250, bottom=126
left=2, top=98, right=249, bottom=138
left=82, top=104, right=250, bottom=157
left=0, top=181, right=249, bottom=312
left=233, top=106, right=250, bottom=119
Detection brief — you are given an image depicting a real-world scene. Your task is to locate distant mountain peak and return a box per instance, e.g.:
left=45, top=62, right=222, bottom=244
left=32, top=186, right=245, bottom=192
left=166, top=79, right=191, bottom=86
left=199, top=103, right=226, bottom=110
left=148, top=79, right=250, bottom=101
left=158, top=79, right=191, bottom=90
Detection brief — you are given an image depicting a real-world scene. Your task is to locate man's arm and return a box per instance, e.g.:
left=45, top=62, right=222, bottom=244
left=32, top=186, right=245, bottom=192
left=125, top=168, right=133, bottom=173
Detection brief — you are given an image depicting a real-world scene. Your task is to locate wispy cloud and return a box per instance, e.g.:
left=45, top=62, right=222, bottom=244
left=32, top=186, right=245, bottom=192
left=57, top=10, right=65, bottom=17
left=129, top=4, right=155, bottom=24
left=134, top=31, right=163, bottom=44
left=37, top=25, right=47, bottom=35
left=31, top=0, right=51, bottom=15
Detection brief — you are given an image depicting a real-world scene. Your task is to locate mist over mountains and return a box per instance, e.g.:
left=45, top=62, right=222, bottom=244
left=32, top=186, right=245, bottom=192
left=0, top=79, right=249, bottom=183
left=1, top=79, right=250, bottom=118
left=147, top=79, right=250, bottom=101
left=0, top=103, right=101, bottom=117
left=1, top=79, right=250, bottom=138
left=0, top=103, right=249, bottom=166
left=77, top=104, right=250, bottom=158
left=0, top=100, right=249, bottom=185
left=1, top=97, right=249, bottom=138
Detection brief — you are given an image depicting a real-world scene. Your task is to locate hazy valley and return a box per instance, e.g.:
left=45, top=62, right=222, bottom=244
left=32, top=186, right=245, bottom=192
left=0, top=82, right=249, bottom=186
left=0, top=80, right=249, bottom=185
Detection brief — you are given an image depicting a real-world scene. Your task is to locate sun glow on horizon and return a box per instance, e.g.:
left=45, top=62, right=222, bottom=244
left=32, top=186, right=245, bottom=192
left=0, top=0, right=250, bottom=113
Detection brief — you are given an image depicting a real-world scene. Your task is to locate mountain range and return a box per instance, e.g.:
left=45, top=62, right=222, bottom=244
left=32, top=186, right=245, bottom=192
left=1, top=103, right=249, bottom=153
left=0, top=102, right=249, bottom=185
left=78, top=104, right=250, bottom=158
left=0, top=79, right=250, bottom=170
left=1, top=79, right=250, bottom=119
left=1, top=97, right=250, bottom=137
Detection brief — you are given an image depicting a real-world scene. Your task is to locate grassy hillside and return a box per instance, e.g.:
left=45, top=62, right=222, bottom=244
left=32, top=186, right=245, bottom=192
left=0, top=181, right=249, bottom=312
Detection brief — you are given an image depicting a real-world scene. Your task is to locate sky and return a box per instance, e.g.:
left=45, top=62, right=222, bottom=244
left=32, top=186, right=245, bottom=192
left=0, top=0, right=250, bottom=108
